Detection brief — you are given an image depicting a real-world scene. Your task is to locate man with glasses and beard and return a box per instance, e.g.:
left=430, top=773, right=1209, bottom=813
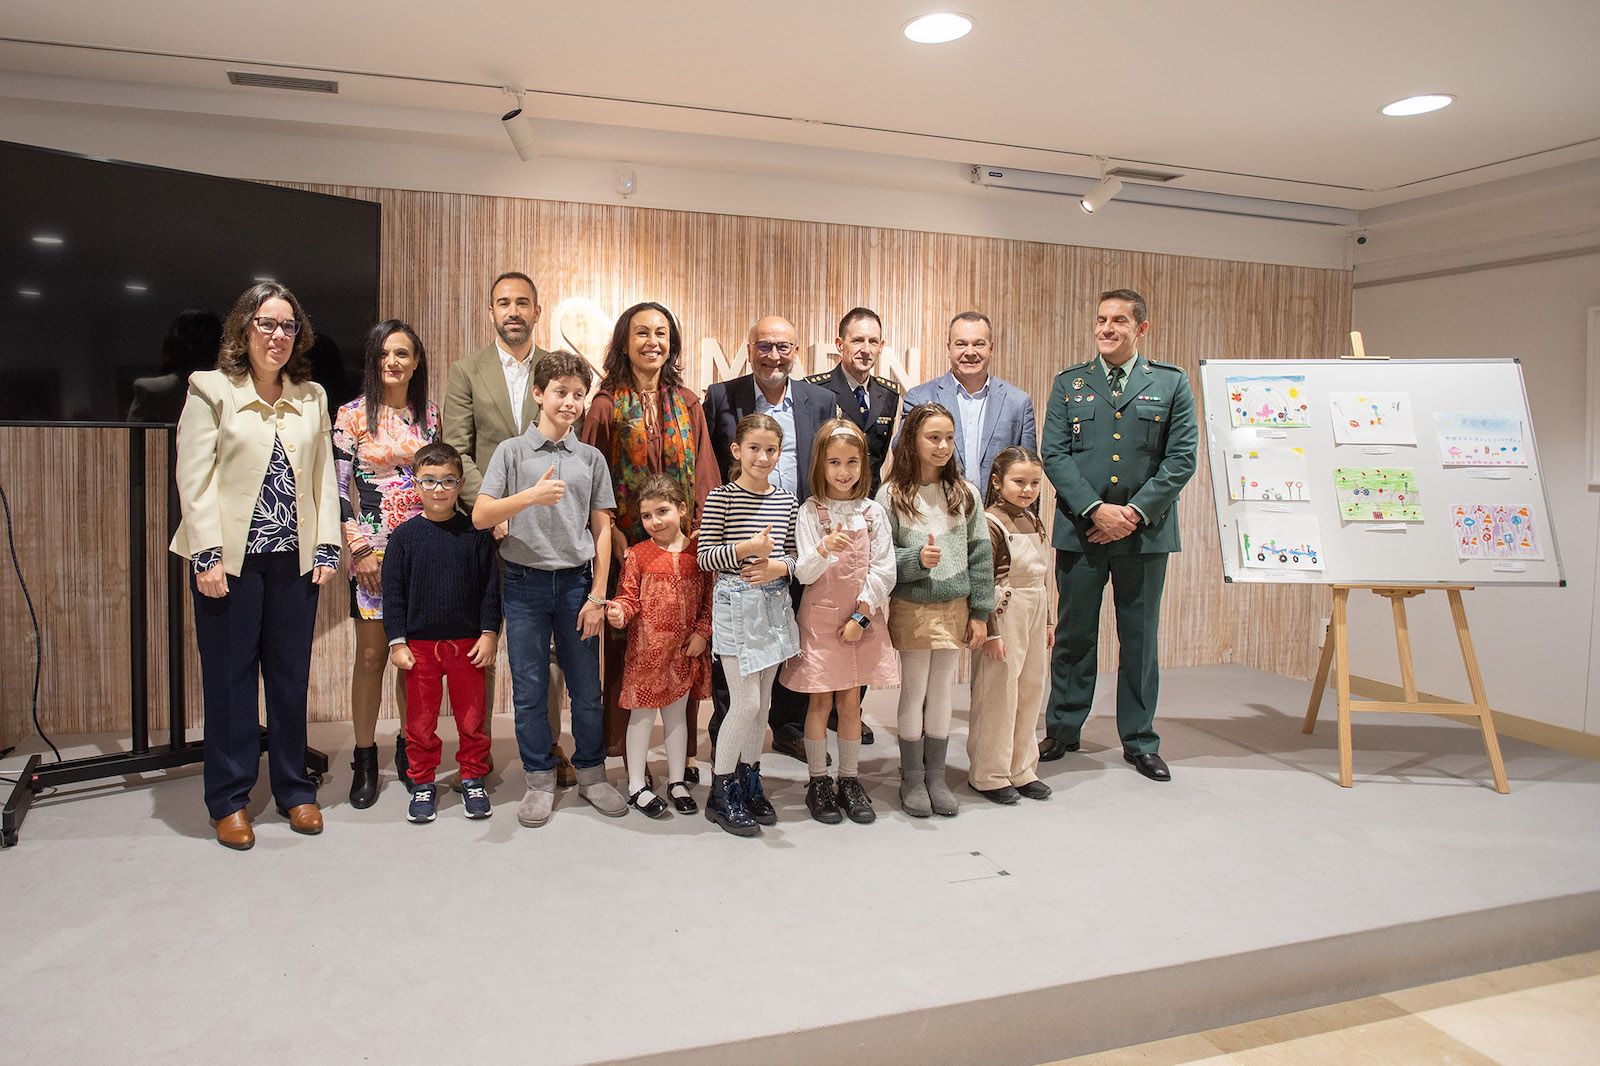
left=703, top=316, right=838, bottom=764
left=441, top=271, right=569, bottom=784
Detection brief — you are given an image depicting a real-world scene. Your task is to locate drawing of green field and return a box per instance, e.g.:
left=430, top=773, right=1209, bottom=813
left=1332, top=467, right=1423, bottom=522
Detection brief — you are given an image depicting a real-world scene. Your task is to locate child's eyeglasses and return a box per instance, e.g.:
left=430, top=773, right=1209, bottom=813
left=417, top=477, right=462, bottom=490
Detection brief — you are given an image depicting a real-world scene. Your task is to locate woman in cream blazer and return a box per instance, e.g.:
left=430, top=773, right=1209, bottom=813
left=171, top=282, right=340, bottom=850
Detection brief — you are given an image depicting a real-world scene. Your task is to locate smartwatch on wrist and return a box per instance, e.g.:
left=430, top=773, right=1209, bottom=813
left=849, top=611, right=871, bottom=629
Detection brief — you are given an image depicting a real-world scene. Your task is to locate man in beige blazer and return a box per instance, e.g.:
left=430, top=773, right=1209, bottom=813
left=442, top=270, right=568, bottom=781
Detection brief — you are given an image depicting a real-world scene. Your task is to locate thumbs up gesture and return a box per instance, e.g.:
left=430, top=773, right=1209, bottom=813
left=743, top=523, right=774, bottom=560
left=528, top=464, right=566, bottom=506
left=919, top=531, right=942, bottom=569
left=821, top=528, right=852, bottom=557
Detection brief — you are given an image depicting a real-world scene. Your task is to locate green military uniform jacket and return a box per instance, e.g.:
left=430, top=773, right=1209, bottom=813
left=1041, top=354, right=1198, bottom=555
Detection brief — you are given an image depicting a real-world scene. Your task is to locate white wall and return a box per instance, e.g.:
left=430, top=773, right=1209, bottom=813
left=0, top=72, right=1350, bottom=270
left=1351, top=252, right=1600, bottom=734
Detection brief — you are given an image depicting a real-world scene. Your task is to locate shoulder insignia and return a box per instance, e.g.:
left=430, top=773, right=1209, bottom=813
left=804, top=371, right=833, bottom=384
left=1147, top=359, right=1185, bottom=373
left=873, top=374, right=902, bottom=394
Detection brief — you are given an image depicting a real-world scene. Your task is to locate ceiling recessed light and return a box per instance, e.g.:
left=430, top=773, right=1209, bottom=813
left=31, top=234, right=64, bottom=246
left=18, top=287, right=42, bottom=298
left=1381, top=93, right=1454, bottom=117
left=125, top=282, right=148, bottom=293
left=903, top=12, right=972, bottom=44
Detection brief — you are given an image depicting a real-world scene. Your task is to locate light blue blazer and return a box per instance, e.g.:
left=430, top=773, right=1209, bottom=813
left=898, top=371, right=1038, bottom=483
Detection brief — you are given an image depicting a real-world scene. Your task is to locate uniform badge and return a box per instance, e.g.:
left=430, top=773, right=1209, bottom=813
left=1072, top=377, right=1085, bottom=390
left=1086, top=394, right=1095, bottom=402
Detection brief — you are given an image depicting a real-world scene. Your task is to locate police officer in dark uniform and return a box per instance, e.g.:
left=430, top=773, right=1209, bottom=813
left=805, top=306, right=901, bottom=496
left=1039, top=289, right=1198, bottom=781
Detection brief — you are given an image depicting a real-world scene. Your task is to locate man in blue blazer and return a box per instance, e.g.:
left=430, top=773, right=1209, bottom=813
left=703, top=316, right=841, bottom=762
left=899, top=311, right=1038, bottom=485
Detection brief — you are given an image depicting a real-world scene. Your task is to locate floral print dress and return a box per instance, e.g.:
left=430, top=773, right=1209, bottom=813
left=332, top=398, right=440, bottom=620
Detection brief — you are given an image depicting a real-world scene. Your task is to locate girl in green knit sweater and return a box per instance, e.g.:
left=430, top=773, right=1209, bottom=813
left=876, top=403, right=994, bottom=817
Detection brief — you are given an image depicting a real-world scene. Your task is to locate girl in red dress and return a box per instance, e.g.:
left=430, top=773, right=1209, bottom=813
left=605, top=474, right=714, bottom=817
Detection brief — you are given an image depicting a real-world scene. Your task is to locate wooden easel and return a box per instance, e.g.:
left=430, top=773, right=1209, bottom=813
left=1303, top=585, right=1509, bottom=793
left=1301, top=333, right=1510, bottom=792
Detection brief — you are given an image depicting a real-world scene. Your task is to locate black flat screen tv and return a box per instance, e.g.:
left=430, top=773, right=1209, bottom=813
left=0, top=139, right=379, bottom=424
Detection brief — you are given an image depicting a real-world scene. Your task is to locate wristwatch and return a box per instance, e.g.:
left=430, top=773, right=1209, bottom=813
left=849, top=611, right=871, bottom=629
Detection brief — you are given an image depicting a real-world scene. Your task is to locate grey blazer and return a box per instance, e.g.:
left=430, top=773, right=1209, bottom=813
left=899, top=371, right=1038, bottom=483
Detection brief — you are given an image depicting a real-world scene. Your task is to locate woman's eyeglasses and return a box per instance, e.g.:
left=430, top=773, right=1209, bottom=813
left=252, top=316, right=300, bottom=338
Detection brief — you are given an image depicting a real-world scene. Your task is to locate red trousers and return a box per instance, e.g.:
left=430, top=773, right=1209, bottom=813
left=404, top=638, right=489, bottom=784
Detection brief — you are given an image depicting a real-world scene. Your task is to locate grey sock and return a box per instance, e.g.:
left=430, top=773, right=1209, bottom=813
left=838, top=738, right=861, bottom=777
left=804, top=737, right=828, bottom=777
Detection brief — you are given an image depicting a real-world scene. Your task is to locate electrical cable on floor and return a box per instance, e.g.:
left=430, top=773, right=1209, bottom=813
left=0, top=480, right=60, bottom=763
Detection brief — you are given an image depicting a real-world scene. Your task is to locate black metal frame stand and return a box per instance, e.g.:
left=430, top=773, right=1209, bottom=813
left=2, top=424, right=327, bottom=848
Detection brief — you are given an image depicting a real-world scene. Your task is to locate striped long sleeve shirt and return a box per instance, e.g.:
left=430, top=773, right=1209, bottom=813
left=695, top=482, right=799, bottom=576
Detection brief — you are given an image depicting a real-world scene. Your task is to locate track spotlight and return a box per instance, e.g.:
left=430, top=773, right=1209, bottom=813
left=1079, top=174, right=1123, bottom=215
left=501, top=88, right=537, bottom=161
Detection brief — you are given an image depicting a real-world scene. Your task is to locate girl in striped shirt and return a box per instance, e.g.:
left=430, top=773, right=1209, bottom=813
left=696, top=413, right=800, bottom=836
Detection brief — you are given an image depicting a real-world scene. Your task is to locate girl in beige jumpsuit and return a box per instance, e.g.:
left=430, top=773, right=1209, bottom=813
left=969, top=447, right=1055, bottom=803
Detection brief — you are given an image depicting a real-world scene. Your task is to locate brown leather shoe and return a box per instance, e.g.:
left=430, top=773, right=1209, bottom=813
left=280, top=802, right=323, bottom=835
left=554, top=746, right=576, bottom=788
left=211, top=810, right=255, bottom=850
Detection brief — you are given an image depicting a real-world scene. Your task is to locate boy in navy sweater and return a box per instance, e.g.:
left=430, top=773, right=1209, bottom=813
left=384, top=441, right=502, bottom=822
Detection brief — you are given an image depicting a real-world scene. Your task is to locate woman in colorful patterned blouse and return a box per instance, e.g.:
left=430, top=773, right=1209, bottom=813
left=170, top=282, right=341, bottom=850
left=332, top=319, right=439, bottom=808
left=581, top=302, right=721, bottom=770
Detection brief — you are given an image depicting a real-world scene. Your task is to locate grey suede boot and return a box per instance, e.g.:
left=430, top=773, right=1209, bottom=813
left=924, top=736, right=960, bottom=817
left=517, top=769, right=557, bottom=827
left=898, top=737, right=931, bottom=818
left=576, top=764, right=627, bottom=818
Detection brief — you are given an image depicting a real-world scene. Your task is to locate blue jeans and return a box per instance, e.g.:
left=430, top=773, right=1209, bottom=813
left=502, top=561, right=604, bottom=772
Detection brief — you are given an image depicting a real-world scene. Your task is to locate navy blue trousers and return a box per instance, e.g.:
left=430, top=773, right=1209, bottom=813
left=193, top=552, right=319, bottom=819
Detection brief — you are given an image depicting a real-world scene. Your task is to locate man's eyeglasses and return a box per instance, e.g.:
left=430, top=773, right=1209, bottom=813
left=418, top=476, right=463, bottom=491
left=252, top=316, right=301, bottom=338
left=753, top=341, right=797, bottom=357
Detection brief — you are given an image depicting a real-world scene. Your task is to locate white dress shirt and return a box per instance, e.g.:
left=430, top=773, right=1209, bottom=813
left=497, top=342, right=534, bottom=431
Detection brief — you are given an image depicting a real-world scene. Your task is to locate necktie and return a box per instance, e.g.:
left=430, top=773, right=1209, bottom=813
left=854, top=384, right=870, bottom=417
left=1108, top=365, right=1125, bottom=398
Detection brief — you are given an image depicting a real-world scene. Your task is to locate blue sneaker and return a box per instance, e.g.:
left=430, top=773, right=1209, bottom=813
left=407, top=783, right=437, bottom=823
left=461, top=777, right=491, bottom=819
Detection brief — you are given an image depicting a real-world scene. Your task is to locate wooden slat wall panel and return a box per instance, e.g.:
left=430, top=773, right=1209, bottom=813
left=0, top=185, right=1348, bottom=742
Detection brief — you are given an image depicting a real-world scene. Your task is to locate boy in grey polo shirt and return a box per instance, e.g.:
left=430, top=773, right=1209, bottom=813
left=474, top=352, right=626, bottom=826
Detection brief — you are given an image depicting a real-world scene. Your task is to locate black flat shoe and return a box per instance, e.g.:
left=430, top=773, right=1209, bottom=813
left=972, top=783, right=1020, bottom=804
left=683, top=765, right=701, bottom=786
left=1124, top=751, right=1171, bottom=782
left=666, top=780, right=698, bottom=814
left=1038, top=737, right=1080, bottom=762
left=628, top=785, right=671, bottom=819
left=770, top=728, right=828, bottom=766
left=1016, top=779, right=1053, bottom=800
left=860, top=722, right=875, bottom=745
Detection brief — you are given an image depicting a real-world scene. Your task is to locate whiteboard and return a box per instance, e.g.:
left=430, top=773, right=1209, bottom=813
left=1199, top=359, right=1564, bottom=587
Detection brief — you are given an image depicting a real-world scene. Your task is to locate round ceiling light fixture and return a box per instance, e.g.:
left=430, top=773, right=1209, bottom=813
left=903, top=12, right=973, bottom=44
left=1381, top=93, right=1454, bottom=117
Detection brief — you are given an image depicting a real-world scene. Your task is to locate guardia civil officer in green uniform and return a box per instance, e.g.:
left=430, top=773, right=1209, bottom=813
left=1039, top=289, right=1197, bottom=781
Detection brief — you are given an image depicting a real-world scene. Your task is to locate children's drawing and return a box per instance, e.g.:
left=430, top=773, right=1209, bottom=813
left=1450, top=504, right=1543, bottom=560
left=1238, top=514, right=1324, bottom=572
left=1332, top=467, right=1423, bottom=522
left=1434, top=412, right=1527, bottom=467
left=1329, top=391, right=1417, bottom=445
left=1225, top=439, right=1310, bottom=501
left=1227, top=374, right=1309, bottom=428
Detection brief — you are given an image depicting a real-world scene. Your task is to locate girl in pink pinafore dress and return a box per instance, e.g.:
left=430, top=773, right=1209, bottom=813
left=782, top=420, right=899, bottom=825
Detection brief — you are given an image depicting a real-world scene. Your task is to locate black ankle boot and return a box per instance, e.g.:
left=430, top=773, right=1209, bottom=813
left=738, top=761, right=777, bottom=825
left=806, top=775, right=843, bottom=824
left=348, top=744, right=379, bottom=809
left=394, top=734, right=411, bottom=788
left=704, top=772, right=759, bottom=837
